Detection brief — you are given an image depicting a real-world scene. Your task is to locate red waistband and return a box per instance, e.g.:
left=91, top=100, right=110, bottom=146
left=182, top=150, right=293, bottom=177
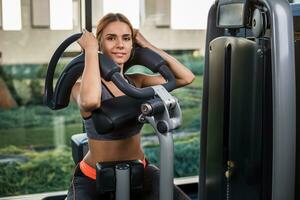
left=80, top=159, right=148, bottom=180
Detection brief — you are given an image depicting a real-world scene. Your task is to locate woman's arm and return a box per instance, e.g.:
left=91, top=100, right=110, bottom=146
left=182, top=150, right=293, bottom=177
left=133, top=30, right=195, bottom=88
left=71, top=30, right=102, bottom=112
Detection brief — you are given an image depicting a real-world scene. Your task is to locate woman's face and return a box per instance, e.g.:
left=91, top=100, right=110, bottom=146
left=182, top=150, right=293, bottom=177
left=101, top=21, right=133, bottom=67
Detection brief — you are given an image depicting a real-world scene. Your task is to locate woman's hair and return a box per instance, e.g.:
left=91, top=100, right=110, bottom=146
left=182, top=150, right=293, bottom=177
left=96, top=13, right=135, bottom=47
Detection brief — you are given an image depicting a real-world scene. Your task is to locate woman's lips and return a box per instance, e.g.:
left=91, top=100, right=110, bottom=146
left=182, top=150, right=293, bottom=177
left=112, top=52, right=126, bottom=58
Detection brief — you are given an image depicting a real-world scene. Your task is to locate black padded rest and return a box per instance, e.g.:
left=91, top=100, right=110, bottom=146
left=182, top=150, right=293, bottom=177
left=45, top=45, right=175, bottom=110
left=92, top=96, right=145, bottom=134
left=71, top=133, right=89, bottom=164
left=96, top=160, right=144, bottom=194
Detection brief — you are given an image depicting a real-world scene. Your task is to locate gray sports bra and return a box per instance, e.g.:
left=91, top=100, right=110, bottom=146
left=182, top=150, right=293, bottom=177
left=83, top=77, right=143, bottom=140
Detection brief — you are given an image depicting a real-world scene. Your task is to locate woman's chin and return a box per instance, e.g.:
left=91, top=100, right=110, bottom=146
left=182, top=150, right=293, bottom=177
left=113, top=58, right=129, bottom=65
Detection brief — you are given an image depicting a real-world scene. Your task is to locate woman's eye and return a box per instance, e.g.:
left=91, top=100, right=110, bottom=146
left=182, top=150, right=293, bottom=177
left=124, top=37, right=131, bottom=41
left=107, top=37, right=115, bottom=41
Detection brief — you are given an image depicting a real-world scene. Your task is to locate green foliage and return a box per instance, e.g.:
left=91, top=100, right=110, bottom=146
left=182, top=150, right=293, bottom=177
left=0, top=145, right=25, bottom=155
left=0, top=54, right=203, bottom=196
left=181, top=108, right=201, bottom=131
left=1, top=62, right=71, bottom=106
left=0, top=75, right=202, bottom=134
left=37, top=62, right=70, bottom=79
left=0, top=103, right=80, bottom=129
left=0, top=135, right=199, bottom=197
left=0, top=103, right=83, bottom=149
left=0, top=75, right=202, bottom=149
left=144, top=134, right=200, bottom=178
left=173, top=136, right=200, bottom=177
left=0, top=67, right=22, bottom=105
left=0, top=147, right=74, bottom=197
left=2, top=62, right=69, bottom=80
left=0, top=124, right=82, bottom=149
left=2, top=64, right=41, bottom=79
left=171, top=51, right=204, bottom=76
left=28, top=79, right=44, bottom=105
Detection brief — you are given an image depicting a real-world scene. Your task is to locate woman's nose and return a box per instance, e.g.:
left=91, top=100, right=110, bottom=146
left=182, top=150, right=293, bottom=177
left=116, top=38, right=124, bottom=48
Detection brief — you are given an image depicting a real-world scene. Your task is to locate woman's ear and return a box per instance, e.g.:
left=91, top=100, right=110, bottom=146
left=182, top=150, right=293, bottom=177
left=99, top=43, right=102, bottom=53
left=99, top=38, right=104, bottom=53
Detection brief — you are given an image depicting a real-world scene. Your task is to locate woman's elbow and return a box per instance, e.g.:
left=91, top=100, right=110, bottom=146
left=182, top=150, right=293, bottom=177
left=178, top=73, right=195, bottom=87
left=79, top=98, right=101, bottom=111
left=187, top=73, right=195, bottom=85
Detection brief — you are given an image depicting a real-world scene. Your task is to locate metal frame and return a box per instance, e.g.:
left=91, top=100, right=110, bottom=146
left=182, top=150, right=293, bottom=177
left=260, top=0, right=296, bottom=199
left=80, top=0, right=92, bottom=31
left=200, top=0, right=296, bottom=199
left=144, top=85, right=182, bottom=200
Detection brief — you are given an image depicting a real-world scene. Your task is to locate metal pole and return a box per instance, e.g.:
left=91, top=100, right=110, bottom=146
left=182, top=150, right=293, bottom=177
left=85, top=0, right=92, bottom=31
left=157, top=132, right=174, bottom=200
left=80, top=0, right=92, bottom=31
left=115, top=164, right=130, bottom=200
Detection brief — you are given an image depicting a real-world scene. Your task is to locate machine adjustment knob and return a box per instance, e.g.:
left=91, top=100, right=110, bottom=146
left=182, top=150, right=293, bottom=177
left=138, top=114, right=146, bottom=123
left=225, top=160, right=235, bottom=179
left=225, top=170, right=232, bottom=179
left=141, top=103, right=152, bottom=115
left=157, top=120, right=169, bottom=134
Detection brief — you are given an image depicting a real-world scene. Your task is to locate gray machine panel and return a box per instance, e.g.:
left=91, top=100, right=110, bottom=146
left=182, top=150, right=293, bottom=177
left=206, top=36, right=263, bottom=200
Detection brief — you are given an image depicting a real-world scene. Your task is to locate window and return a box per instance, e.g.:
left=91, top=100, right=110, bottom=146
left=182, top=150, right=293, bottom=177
left=73, top=0, right=79, bottom=27
left=31, top=0, right=79, bottom=29
left=92, top=0, right=102, bottom=27
left=171, top=0, right=214, bottom=30
left=0, top=0, right=203, bottom=198
left=103, top=0, right=140, bottom=28
left=50, top=0, right=73, bottom=30
left=2, top=0, right=22, bottom=30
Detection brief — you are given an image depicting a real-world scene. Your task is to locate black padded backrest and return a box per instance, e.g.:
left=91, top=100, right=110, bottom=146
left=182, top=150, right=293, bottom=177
left=124, top=47, right=166, bottom=73
left=206, top=36, right=265, bottom=200
left=91, top=96, right=145, bottom=134
left=53, top=54, right=84, bottom=109
left=199, top=3, right=224, bottom=199
left=47, top=47, right=168, bottom=110
left=51, top=53, right=120, bottom=109
left=71, top=133, right=88, bottom=164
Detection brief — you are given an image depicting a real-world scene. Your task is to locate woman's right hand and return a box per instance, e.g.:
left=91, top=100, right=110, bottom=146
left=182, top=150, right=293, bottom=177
left=77, top=30, right=99, bottom=51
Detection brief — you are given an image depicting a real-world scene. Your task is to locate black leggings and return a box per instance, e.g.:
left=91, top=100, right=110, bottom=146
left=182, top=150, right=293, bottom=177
left=67, top=164, right=191, bottom=200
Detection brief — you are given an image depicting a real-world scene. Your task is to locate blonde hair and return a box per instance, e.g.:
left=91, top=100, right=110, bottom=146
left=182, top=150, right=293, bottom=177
left=96, top=13, right=135, bottom=49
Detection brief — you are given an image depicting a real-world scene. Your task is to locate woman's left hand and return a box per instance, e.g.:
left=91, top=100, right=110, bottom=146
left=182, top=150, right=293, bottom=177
left=133, top=30, right=195, bottom=89
left=134, top=29, right=153, bottom=49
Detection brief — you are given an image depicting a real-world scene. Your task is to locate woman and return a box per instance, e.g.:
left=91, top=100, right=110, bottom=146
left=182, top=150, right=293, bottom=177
left=67, top=13, right=195, bottom=200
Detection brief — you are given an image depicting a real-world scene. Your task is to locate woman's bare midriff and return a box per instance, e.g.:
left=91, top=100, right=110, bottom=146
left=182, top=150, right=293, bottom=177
left=83, top=133, right=144, bottom=168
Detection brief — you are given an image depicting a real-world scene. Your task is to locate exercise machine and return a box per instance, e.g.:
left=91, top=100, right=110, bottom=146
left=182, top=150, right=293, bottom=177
left=199, top=0, right=297, bottom=200
left=44, top=31, right=182, bottom=199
